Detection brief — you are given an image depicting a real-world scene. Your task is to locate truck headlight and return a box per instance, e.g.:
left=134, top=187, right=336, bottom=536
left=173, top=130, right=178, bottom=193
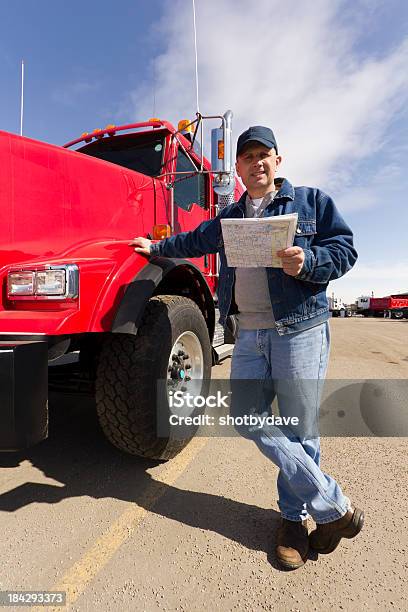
left=7, top=271, right=35, bottom=296
left=7, top=265, right=79, bottom=300
left=36, top=270, right=66, bottom=295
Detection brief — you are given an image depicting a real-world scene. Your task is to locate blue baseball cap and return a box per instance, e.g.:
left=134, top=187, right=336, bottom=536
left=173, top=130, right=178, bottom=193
left=236, top=125, right=278, bottom=157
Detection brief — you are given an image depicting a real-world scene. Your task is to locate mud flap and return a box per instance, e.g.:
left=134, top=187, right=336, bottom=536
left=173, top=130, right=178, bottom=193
left=0, top=341, right=48, bottom=451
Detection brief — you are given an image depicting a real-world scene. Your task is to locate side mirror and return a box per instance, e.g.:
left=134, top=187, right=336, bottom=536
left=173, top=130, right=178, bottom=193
left=211, top=110, right=235, bottom=196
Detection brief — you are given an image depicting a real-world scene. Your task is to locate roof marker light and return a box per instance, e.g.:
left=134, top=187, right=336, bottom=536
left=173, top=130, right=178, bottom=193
left=178, top=119, right=192, bottom=133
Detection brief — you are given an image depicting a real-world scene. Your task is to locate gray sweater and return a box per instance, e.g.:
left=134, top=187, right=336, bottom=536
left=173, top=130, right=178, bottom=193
left=234, top=191, right=277, bottom=330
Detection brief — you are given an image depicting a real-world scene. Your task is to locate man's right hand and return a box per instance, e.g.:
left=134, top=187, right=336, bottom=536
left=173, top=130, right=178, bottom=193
left=128, top=237, right=152, bottom=256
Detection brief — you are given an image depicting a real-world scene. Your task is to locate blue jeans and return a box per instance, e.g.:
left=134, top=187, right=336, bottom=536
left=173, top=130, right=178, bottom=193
left=230, top=322, right=351, bottom=523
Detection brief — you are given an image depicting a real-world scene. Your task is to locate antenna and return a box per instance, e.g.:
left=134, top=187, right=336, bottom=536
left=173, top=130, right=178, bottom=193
left=152, top=62, right=156, bottom=117
left=20, top=60, right=24, bottom=136
left=192, top=0, right=200, bottom=113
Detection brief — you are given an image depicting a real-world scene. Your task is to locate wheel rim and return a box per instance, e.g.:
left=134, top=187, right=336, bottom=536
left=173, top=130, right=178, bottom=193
left=167, top=331, right=204, bottom=397
left=166, top=331, right=205, bottom=428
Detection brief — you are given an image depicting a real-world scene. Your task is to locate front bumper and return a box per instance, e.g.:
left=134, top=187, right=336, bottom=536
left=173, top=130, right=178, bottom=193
left=0, top=341, right=48, bottom=451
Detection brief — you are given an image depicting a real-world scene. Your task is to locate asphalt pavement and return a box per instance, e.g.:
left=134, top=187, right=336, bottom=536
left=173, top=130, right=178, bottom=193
left=0, top=318, right=407, bottom=611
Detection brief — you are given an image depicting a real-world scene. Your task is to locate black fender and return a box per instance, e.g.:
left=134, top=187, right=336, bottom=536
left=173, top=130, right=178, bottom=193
left=112, top=256, right=216, bottom=342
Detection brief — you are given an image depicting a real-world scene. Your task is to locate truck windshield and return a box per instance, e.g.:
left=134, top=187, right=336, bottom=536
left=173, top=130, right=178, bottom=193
left=78, top=132, right=165, bottom=177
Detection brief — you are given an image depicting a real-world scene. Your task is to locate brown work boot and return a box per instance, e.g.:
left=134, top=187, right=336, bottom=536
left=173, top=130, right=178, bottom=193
left=276, top=518, right=309, bottom=570
left=309, top=507, right=364, bottom=554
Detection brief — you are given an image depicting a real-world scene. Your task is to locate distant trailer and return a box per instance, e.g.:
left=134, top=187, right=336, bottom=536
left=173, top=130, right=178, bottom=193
left=370, top=297, right=408, bottom=311
left=356, top=296, right=408, bottom=317
left=366, top=297, right=408, bottom=319
left=370, top=297, right=408, bottom=317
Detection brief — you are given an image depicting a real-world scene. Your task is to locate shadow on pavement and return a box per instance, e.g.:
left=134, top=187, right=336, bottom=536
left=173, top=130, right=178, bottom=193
left=0, top=392, right=296, bottom=570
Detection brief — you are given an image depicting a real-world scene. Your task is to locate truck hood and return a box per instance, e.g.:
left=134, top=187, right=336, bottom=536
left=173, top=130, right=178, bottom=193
left=0, top=130, right=160, bottom=271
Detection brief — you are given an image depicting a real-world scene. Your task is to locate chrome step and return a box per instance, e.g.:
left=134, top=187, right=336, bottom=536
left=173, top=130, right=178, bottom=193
left=213, top=343, right=234, bottom=362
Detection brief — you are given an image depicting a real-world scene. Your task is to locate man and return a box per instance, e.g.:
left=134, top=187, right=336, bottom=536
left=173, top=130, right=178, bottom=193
left=129, top=126, right=364, bottom=570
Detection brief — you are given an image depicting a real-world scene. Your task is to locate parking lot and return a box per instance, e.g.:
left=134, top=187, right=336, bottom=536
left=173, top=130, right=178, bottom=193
left=1, top=318, right=407, bottom=611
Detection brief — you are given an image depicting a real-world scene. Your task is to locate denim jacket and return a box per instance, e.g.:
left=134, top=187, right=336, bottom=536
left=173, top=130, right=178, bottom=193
left=150, top=178, right=357, bottom=335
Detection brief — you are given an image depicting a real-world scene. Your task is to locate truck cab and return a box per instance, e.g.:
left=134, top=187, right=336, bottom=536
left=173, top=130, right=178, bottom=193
left=0, top=113, right=242, bottom=459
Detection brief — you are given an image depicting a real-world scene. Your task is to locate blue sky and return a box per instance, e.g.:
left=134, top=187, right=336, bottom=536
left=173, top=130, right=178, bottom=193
left=1, top=0, right=407, bottom=302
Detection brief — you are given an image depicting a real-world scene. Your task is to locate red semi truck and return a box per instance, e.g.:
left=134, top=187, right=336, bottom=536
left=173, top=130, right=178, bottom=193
left=356, top=295, right=408, bottom=318
left=0, top=111, right=241, bottom=459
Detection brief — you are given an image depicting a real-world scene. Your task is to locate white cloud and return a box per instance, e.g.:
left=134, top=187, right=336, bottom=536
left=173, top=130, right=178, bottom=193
left=334, top=157, right=404, bottom=211
left=125, top=0, right=408, bottom=209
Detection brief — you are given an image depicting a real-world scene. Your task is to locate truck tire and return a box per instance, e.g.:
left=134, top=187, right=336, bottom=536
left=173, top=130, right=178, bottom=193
left=95, top=295, right=212, bottom=460
left=392, top=310, right=403, bottom=319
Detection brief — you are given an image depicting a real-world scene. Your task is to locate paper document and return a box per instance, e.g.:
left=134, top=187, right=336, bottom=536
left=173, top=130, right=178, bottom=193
left=220, top=213, right=298, bottom=268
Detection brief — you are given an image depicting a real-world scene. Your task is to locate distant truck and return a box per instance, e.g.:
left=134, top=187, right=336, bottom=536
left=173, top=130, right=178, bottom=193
left=328, top=295, right=351, bottom=317
left=355, top=295, right=408, bottom=318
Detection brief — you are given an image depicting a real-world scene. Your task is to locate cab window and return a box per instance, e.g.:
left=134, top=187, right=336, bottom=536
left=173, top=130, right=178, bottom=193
left=79, top=132, right=165, bottom=177
left=174, top=148, right=206, bottom=211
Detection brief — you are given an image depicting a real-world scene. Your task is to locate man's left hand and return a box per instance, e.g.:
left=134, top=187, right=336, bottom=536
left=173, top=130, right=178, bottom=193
left=277, top=246, right=305, bottom=276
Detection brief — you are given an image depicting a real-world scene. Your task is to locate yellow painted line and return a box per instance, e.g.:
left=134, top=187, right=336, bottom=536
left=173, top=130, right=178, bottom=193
left=32, top=437, right=208, bottom=611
